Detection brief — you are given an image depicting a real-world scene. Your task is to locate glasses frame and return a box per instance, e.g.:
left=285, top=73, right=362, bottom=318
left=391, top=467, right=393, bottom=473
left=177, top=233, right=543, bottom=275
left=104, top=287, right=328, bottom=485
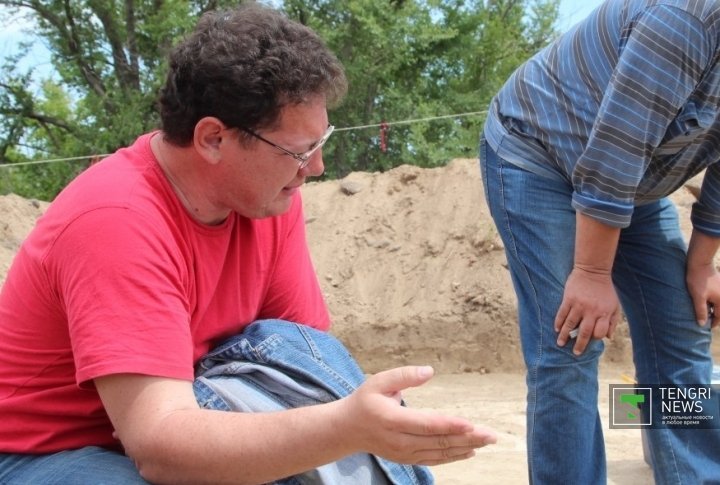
left=238, top=124, right=335, bottom=170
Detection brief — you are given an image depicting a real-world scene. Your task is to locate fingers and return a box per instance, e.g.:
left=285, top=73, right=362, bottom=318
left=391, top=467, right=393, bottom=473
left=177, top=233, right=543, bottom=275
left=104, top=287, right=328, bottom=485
left=384, top=426, right=498, bottom=466
left=704, top=303, right=715, bottom=327
left=352, top=372, right=498, bottom=465
left=380, top=400, right=476, bottom=436
left=704, top=303, right=718, bottom=328
left=691, top=295, right=718, bottom=328
left=368, top=366, right=436, bottom=397
left=412, top=428, right=497, bottom=466
left=553, top=297, right=580, bottom=347
left=555, top=311, right=616, bottom=356
left=571, top=314, right=611, bottom=355
left=553, top=301, right=570, bottom=334
left=361, top=367, right=482, bottom=435
left=555, top=313, right=580, bottom=347
left=692, top=298, right=709, bottom=326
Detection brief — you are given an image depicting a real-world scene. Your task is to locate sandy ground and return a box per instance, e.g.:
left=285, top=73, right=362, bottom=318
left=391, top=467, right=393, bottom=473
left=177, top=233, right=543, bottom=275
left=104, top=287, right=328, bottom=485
left=404, top=363, right=655, bottom=484
left=1, top=158, right=717, bottom=484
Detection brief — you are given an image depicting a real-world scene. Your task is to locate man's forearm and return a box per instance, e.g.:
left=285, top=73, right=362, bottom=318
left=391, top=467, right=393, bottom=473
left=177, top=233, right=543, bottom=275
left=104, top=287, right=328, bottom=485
left=687, top=229, right=720, bottom=269
left=574, top=212, right=621, bottom=274
left=134, top=401, right=354, bottom=485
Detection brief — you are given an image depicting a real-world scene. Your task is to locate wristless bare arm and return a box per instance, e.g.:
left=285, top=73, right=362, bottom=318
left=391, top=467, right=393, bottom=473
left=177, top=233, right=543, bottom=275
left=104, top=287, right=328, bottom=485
left=96, top=366, right=497, bottom=485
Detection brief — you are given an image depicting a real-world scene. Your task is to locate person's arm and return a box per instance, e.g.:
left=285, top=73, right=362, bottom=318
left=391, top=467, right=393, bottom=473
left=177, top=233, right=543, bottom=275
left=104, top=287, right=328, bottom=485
left=686, top=229, right=720, bottom=328
left=554, top=212, right=622, bottom=355
left=96, top=368, right=497, bottom=485
left=559, top=8, right=715, bottom=353
left=688, top=163, right=720, bottom=327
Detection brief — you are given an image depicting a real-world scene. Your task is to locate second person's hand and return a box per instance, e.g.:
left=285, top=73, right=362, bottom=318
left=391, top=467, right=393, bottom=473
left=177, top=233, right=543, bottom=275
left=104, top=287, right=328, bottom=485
left=554, top=266, right=620, bottom=355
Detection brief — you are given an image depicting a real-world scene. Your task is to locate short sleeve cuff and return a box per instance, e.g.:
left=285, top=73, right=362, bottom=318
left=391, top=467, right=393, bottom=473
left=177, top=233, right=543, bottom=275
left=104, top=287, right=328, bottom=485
left=571, top=192, right=634, bottom=228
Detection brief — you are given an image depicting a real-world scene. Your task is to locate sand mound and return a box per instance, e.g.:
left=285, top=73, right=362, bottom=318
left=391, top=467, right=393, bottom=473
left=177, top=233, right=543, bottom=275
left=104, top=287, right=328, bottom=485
left=302, top=159, right=524, bottom=373
left=0, top=194, right=49, bottom=287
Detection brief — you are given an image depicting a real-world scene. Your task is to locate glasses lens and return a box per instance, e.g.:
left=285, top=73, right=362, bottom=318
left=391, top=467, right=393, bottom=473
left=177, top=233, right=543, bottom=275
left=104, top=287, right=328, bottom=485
left=240, top=124, right=334, bottom=168
left=301, top=125, right=335, bottom=160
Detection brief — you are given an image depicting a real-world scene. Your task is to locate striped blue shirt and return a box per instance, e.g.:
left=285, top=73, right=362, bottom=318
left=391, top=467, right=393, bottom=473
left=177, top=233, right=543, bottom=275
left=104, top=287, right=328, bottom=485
left=484, top=0, right=720, bottom=235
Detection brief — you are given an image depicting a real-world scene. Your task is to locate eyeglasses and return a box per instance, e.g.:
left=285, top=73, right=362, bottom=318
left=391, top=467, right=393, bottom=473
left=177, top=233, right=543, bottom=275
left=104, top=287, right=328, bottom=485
left=238, top=124, right=335, bottom=170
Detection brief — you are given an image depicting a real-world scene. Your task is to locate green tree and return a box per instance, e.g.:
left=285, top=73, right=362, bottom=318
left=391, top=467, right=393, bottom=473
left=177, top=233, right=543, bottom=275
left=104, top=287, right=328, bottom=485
left=0, top=0, right=559, bottom=199
left=290, top=0, right=559, bottom=178
left=0, top=78, right=85, bottom=198
left=0, top=0, right=231, bottom=199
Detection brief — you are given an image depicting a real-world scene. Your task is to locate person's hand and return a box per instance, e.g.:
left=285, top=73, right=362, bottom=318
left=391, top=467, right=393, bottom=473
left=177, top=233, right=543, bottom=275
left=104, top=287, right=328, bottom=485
left=686, top=260, right=720, bottom=328
left=554, top=266, right=621, bottom=355
left=338, top=365, right=497, bottom=466
left=686, top=230, right=720, bottom=329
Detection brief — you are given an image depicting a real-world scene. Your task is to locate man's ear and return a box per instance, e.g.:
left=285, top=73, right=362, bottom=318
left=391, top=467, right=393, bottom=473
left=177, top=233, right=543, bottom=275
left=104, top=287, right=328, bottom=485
left=193, top=117, right=226, bottom=165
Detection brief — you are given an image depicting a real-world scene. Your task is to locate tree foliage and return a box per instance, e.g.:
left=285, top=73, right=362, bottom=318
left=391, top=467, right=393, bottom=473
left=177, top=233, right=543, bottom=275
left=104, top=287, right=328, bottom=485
left=292, top=0, right=560, bottom=178
left=0, top=0, right=559, bottom=200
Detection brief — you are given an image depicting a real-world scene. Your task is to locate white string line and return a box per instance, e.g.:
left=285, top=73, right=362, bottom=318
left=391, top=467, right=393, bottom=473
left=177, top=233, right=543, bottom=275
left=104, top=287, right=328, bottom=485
left=0, top=110, right=487, bottom=169
left=333, top=110, right=487, bottom=131
left=0, top=154, right=113, bottom=168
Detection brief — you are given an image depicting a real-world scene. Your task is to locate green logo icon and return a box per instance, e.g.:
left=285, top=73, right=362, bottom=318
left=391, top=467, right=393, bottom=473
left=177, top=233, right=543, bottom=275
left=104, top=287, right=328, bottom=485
left=610, top=385, right=652, bottom=427
left=620, top=393, right=645, bottom=419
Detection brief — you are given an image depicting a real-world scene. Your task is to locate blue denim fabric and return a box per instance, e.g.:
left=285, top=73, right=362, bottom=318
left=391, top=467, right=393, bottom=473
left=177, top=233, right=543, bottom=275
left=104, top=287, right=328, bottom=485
left=480, top=138, right=720, bottom=485
left=193, top=319, right=433, bottom=485
left=0, top=446, right=149, bottom=484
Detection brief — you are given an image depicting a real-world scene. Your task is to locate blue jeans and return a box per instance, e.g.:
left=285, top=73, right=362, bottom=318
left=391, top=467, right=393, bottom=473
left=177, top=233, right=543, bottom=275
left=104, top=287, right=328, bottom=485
left=480, top=137, right=720, bottom=485
left=0, top=446, right=148, bottom=484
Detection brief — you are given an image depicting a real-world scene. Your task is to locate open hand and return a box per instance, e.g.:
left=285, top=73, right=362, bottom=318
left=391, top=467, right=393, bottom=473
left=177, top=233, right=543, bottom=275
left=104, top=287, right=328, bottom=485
left=339, top=366, right=497, bottom=466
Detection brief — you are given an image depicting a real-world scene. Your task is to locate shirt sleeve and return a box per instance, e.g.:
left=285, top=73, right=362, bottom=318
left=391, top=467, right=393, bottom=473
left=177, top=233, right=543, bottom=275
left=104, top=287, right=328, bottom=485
left=45, top=207, right=195, bottom=386
left=571, top=5, right=714, bottom=227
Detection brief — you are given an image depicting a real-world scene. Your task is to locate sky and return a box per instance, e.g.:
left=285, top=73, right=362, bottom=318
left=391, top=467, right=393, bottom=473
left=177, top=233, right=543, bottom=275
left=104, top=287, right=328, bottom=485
left=0, top=9, right=50, bottom=74
left=557, top=0, right=605, bottom=31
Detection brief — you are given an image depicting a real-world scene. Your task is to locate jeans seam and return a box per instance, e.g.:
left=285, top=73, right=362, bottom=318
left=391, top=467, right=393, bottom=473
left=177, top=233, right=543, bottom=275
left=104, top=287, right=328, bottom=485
left=494, top=156, right=544, bottom=471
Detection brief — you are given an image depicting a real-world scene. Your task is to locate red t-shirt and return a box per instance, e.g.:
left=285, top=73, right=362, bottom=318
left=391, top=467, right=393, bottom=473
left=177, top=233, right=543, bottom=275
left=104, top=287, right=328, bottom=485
left=0, top=133, right=330, bottom=453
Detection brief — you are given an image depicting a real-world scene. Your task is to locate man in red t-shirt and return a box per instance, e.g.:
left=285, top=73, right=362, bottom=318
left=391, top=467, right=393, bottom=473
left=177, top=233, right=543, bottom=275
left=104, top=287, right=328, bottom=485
left=0, top=3, right=496, bottom=483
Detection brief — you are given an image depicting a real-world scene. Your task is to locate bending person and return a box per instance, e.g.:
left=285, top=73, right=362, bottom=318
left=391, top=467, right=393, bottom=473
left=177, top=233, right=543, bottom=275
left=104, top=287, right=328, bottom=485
left=480, top=1, right=720, bottom=483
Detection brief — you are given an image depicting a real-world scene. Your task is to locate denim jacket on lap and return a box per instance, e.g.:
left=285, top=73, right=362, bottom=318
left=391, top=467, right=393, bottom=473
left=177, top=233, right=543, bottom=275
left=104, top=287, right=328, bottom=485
left=193, top=319, right=433, bottom=485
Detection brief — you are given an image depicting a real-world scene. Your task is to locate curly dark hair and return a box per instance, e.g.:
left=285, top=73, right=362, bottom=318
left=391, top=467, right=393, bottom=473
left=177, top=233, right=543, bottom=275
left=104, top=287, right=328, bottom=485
left=158, top=2, right=347, bottom=146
